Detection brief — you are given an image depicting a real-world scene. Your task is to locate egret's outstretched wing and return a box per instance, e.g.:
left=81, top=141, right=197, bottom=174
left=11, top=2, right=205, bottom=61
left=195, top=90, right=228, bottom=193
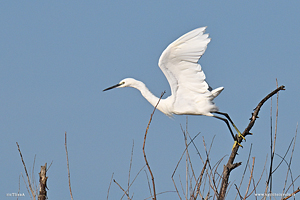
left=158, top=27, right=211, bottom=97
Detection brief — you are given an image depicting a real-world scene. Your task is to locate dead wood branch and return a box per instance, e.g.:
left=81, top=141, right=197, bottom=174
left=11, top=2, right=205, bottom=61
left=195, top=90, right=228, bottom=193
left=38, top=163, right=48, bottom=200
left=218, top=85, right=285, bottom=200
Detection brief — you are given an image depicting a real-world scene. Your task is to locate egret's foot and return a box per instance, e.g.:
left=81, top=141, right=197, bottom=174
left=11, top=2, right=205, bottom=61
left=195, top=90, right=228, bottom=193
left=232, top=123, right=246, bottom=141
left=238, top=132, right=246, bottom=141
left=232, top=140, right=243, bottom=150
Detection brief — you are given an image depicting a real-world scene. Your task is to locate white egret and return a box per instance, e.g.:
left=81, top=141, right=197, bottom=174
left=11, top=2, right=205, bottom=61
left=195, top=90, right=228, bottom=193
left=104, top=27, right=244, bottom=145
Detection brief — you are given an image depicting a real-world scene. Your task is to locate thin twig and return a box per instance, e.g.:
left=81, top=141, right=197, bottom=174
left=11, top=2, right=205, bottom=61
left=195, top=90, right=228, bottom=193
left=144, top=170, right=153, bottom=198
left=243, top=157, right=255, bottom=200
left=272, top=138, right=294, bottom=173
left=113, top=179, right=131, bottom=199
left=46, top=160, right=53, bottom=172
left=179, top=174, right=187, bottom=200
left=186, top=130, right=204, bottom=164
left=212, top=155, right=226, bottom=190
left=107, top=173, right=114, bottom=200
left=183, top=127, right=189, bottom=199
left=246, top=155, right=268, bottom=199
left=65, top=132, right=74, bottom=200
left=184, top=129, right=197, bottom=183
left=144, top=191, right=177, bottom=200
left=172, top=132, right=201, bottom=178
left=172, top=124, right=202, bottom=200
left=203, top=136, right=221, bottom=197
left=209, top=156, right=227, bottom=198
left=17, top=175, right=21, bottom=200
left=172, top=175, right=182, bottom=200
left=171, top=127, right=201, bottom=199
left=16, top=142, right=36, bottom=200
left=285, top=174, right=300, bottom=195
left=267, top=83, right=280, bottom=193
left=282, top=187, right=300, bottom=200
left=21, top=172, right=33, bottom=200
left=128, top=140, right=134, bottom=196
left=32, top=154, right=37, bottom=194
left=184, top=118, right=189, bottom=200
left=120, top=165, right=147, bottom=199
left=267, top=96, right=274, bottom=192
left=234, top=184, right=243, bottom=200
left=143, top=91, right=165, bottom=200
left=283, top=123, right=298, bottom=194
left=192, top=158, right=208, bottom=199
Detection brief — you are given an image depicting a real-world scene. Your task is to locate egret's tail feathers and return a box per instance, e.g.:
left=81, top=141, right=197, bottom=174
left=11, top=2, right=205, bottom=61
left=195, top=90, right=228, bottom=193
left=211, top=87, right=224, bottom=98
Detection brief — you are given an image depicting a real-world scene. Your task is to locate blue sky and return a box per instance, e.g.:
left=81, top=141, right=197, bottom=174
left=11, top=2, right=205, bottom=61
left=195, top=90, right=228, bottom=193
left=1, top=1, right=300, bottom=199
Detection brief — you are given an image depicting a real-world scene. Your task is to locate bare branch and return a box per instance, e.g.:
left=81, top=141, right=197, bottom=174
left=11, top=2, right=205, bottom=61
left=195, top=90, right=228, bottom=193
left=65, top=132, right=74, bottom=200
left=113, top=179, right=131, bottom=199
left=172, top=175, right=182, bottom=200
left=118, top=165, right=147, bottom=200
left=144, top=191, right=177, bottom=200
left=172, top=131, right=201, bottom=178
left=21, top=173, right=33, bottom=200
left=272, top=139, right=294, bottom=173
left=283, top=123, right=298, bottom=194
left=143, top=91, right=165, bottom=200
left=107, top=173, right=114, bottom=200
left=243, top=157, right=255, bottom=200
left=285, top=174, right=300, bottom=195
left=246, top=155, right=268, bottom=199
left=192, top=158, right=208, bottom=199
left=128, top=140, right=134, bottom=196
left=16, top=142, right=36, bottom=200
left=144, top=170, right=153, bottom=199
left=282, top=187, right=300, bottom=200
left=218, top=85, right=285, bottom=200
left=17, top=175, right=21, bottom=200
left=235, top=144, right=253, bottom=200
left=179, top=174, right=188, bottom=200
left=32, top=155, right=37, bottom=195
left=234, top=184, right=243, bottom=200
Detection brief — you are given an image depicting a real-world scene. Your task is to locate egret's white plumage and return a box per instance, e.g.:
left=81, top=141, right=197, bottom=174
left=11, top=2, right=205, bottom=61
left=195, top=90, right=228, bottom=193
left=104, top=27, right=223, bottom=117
left=104, top=27, right=244, bottom=143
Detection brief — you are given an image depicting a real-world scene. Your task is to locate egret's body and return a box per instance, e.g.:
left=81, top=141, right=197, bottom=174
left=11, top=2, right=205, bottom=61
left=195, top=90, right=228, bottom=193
left=115, top=77, right=223, bottom=118
left=104, top=27, right=244, bottom=143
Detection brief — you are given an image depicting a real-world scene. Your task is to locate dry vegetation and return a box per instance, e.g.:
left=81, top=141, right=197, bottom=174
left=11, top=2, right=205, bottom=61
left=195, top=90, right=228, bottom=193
left=16, top=84, right=300, bottom=199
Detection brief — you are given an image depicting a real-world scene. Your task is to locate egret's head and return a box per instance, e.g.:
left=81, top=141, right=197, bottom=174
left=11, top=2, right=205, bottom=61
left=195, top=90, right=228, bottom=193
left=103, top=78, right=136, bottom=91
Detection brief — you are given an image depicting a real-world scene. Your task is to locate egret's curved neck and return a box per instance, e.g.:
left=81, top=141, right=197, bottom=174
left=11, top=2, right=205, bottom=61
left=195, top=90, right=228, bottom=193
left=130, top=80, right=171, bottom=116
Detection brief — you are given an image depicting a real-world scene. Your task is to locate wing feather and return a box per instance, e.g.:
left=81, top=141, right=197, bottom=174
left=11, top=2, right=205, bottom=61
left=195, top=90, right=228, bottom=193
left=158, top=27, right=211, bottom=96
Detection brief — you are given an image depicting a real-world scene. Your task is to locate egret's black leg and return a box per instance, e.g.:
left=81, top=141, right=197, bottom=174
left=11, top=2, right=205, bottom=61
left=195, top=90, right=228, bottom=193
left=213, top=115, right=236, bottom=141
left=214, top=111, right=234, bottom=125
left=214, top=111, right=246, bottom=141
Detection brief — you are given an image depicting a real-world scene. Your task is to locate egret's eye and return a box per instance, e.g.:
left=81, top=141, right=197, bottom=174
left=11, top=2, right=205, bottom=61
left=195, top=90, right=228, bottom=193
left=120, top=81, right=125, bottom=85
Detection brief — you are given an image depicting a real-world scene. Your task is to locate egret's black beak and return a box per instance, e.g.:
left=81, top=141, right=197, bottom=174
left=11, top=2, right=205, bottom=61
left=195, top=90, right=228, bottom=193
left=103, top=83, right=122, bottom=91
